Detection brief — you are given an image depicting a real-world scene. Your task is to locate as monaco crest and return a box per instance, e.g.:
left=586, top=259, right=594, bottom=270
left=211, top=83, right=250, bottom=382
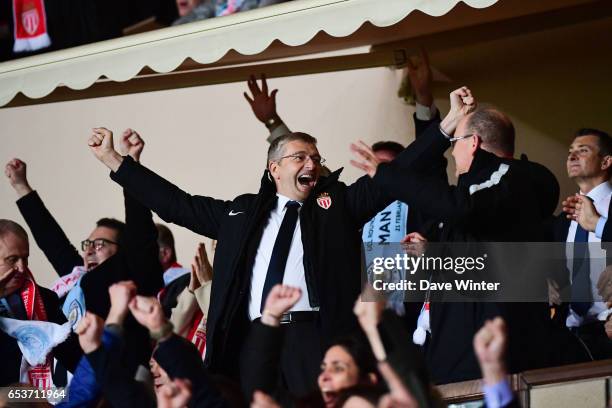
left=316, top=192, right=332, bottom=210
left=22, top=8, right=40, bottom=35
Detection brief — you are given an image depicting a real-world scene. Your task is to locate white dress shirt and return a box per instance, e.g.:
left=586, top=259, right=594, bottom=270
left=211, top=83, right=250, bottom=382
left=249, top=194, right=314, bottom=320
left=565, top=181, right=612, bottom=327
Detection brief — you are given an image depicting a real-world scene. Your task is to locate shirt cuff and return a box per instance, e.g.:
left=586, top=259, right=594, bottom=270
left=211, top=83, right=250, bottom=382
left=415, top=102, right=438, bottom=121
left=483, top=378, right=514, bottom=408
left=595, top=216, right=607, bottom=239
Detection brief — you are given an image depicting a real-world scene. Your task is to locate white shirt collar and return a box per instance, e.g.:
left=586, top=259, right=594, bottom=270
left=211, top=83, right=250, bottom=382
left=275, top=193, right=302, bottom=214
left=582, top=181, right=612, bottom=204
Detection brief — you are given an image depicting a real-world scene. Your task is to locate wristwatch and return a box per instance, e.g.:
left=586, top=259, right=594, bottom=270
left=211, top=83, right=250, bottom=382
left=265, top=116, right=280, bottom=130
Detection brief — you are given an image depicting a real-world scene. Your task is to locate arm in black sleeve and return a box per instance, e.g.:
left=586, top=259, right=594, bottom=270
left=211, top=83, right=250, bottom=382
left=153, top=334, right=227, bottom=408
left=373, top=157, right=513, bottom=225
left=394, top=120, right=451, bottom=174
left=343, top=120, right=450, bottom=227
left=122, top=189, right=164, bottom=297
left=344, top=175, right=393, bottom=227
left=239, top=321, right=286, bottom=402
left=86, top=346, right=155, bottom=408
left=413, top=113, right=448, bottom=182
left=110, top=156, right=231, bottom=239
left=16, top=191, right=82, bottom=277
left=413, top=110, right=440, bottom=139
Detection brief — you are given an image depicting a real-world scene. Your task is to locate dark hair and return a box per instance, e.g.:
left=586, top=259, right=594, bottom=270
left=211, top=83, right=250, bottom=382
left=327, top=334, right=379, bottom=383
left=0, top=219, right=28, bottom=243
left=371, top=141, right=404, bottom=157
left=334, top=384, right=387, bottom=407
left=466, top=106, right=515, bottom=156
left=267, top=132, right=318, bottom=164
left=575, top=128, right=612, bottom=156
left=96, top=218, right=125, bottom=247
left=156, top=224, right=177, bottom=263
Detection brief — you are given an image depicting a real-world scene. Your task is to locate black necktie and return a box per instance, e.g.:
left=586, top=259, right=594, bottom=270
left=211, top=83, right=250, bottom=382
left=571, top=223, right=592, bottom=316
left=261, top=200, right=301, bottom=311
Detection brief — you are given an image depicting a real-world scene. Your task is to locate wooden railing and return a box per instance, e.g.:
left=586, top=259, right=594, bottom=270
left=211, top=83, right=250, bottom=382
left=437, top=359, right=612, bottom=407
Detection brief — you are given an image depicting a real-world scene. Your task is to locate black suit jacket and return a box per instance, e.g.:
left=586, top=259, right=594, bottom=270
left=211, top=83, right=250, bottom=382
left=0, top=287, right=81, bottom=386
left=108, top=154, right=401, bottom=375
left=374, top=122, right=562, bottom=383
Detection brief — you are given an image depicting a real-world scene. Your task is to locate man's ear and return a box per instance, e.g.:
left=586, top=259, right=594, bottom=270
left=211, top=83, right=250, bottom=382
left=269, top=161, right=280, bottom=180
left=601, top=155, right=612, bottom=172
left=470, top=134, right=481, bottom=154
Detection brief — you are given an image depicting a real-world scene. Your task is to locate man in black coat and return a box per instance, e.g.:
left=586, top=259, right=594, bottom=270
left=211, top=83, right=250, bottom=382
left=350, top=87, right=571, bottom=383
left=87, top=121, right=396, bottom=395
left=0, top=219, right=81, bottom=387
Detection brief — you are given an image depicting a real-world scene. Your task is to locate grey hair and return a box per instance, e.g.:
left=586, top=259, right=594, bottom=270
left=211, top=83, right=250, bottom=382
left=0, top=219, right=29, bottom=242
left=465, top=106, right=515, bottom=157
left=267, top=132, right=318, bottom=166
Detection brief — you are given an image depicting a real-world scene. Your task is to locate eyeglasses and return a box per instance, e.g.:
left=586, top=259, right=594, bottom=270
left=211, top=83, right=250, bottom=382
left=81, top=238, right=118, bottom=252
left=278, top=152, right=326, bottom=166
left=449, top=133, right=475, bottom=145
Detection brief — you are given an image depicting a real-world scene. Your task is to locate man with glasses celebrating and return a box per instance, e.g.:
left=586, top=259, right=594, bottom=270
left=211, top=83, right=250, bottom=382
left=87, top=114, right=397, bottom=396
left=4, top=129, right=163, bottom=375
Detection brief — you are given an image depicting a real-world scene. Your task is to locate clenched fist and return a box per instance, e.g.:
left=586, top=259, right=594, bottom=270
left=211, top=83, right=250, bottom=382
left=88, top=127, right=124, bottom=172
left=4, top=158, right=33, bottom=198
left=119, top=128, right=145, bottom=162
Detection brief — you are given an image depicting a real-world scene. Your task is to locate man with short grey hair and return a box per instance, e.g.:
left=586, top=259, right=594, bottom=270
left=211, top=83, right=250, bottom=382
left=87, top=120, right=396, bottom=396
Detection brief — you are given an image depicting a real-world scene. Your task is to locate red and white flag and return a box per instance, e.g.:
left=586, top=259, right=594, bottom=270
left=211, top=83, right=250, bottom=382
left=12, top=0, right=51, bottom=53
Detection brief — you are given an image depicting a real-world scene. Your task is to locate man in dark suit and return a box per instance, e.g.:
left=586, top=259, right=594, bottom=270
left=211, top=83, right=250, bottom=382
left=0, top=219, right=81, bottom=387
left=87, top=118, right=399, bottom=396
left=553, top=128, right=612, bottom=360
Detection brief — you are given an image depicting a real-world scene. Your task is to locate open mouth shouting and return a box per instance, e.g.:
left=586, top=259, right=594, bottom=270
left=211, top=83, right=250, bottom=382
left=320, top=390, right=338, bottom=407
left=297, top=172, right=317, bottom=191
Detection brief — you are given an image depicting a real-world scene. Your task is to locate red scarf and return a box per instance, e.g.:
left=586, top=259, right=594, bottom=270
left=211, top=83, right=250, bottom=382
left=186, top=310, right=206, bottom=359
left=12, top=0, right=51, bottom=53
left=18, top=271, right=53, bottom=388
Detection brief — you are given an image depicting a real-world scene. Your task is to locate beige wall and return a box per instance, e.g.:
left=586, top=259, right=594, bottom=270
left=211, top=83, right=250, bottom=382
left=1, top=44, right=611, bottom=287
left=0, top=68, right=415, bottom=287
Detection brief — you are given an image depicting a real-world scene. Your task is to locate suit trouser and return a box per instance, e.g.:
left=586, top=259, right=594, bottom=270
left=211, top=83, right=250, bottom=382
left=240, top=318, right=324, bottom=398
left=277, top=320, right=324, bottom=397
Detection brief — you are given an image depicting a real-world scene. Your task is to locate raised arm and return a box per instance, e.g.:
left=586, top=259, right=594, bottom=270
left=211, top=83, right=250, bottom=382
left=87, top=128, right=230, bottom=239
left=115, top=130, right=164, bottom=296
left=244, top=74, right=291, bottom=143
left=129, top=296, right=227, bottom=408
left=407, top=48, right=441, bottom=137
left=6, top=159, right=82, bottom=277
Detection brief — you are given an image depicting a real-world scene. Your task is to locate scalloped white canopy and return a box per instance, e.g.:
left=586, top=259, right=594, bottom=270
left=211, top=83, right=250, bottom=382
left=0, top=0, right=598, bottom=106
left=0, top=0, right=506, bottom=107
